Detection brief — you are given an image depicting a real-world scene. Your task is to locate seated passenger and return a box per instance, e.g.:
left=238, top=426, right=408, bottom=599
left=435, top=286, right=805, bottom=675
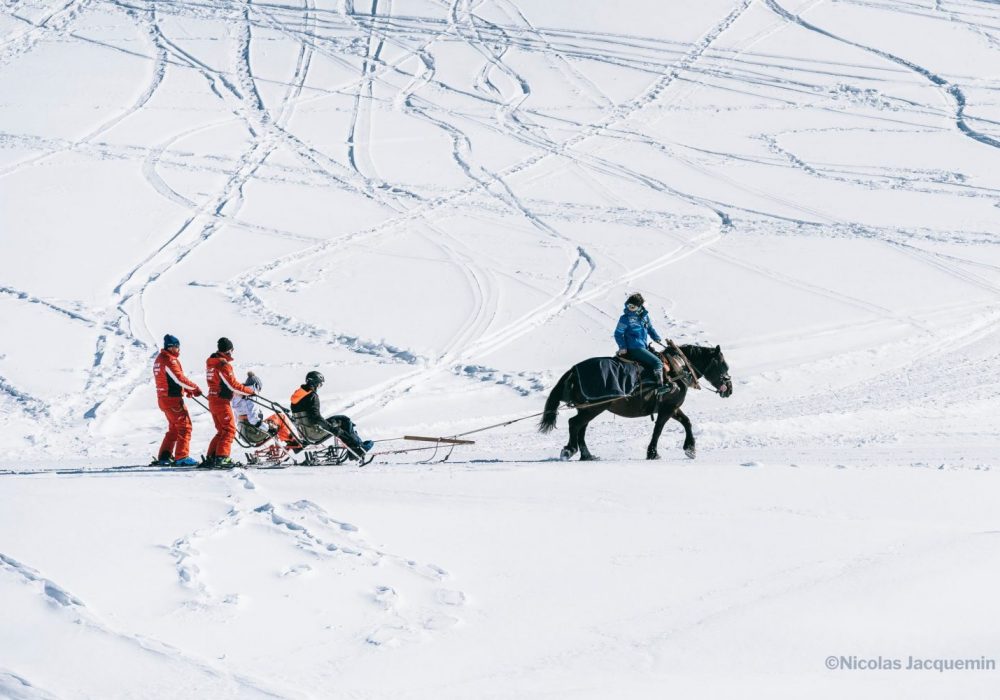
left=232, top=372, right=301, bottom=450
left=290, top=371, right=373, bottom=459
left=232, top=372, right=267, bottom=444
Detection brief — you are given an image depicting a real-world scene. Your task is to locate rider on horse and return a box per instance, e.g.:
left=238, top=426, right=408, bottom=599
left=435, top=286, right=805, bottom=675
left=614, top=293, right=672, bottom=395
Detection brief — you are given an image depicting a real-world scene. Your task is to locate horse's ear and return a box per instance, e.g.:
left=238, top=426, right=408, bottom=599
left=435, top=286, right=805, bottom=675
left=715, top=345, right=721, bottom=354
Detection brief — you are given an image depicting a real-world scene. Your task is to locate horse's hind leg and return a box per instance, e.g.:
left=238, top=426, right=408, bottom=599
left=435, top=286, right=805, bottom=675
left=560, top=412, right=582, bottom=461
left=647, top=410, right=672, bottom=460
left=577, top=421, right=596, bottom=461
left=575, top=408, right=603, bottom=461
left=674, top=409, right=696, bottom=458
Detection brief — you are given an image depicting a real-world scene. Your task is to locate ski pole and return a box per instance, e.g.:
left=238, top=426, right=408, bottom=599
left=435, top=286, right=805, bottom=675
left=188, top=395, right=211, bottom=412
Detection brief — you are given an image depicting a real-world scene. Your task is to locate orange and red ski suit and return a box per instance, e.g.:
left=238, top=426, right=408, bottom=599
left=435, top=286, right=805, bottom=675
left=205, top=352, right=254, bottom=459
left=264, top=413, right=299, bottom=448
left=153, top=348, right=202, bottom=461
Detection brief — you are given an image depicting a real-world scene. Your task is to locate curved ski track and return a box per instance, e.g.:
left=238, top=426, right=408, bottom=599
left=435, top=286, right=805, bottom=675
left=2, top=0, right=999, bottom=455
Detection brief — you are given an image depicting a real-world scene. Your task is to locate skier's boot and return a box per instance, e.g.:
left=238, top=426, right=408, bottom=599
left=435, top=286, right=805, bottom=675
left=152, top=455, right=174, bottom=466
left=174, top=456, right=198, bottom=466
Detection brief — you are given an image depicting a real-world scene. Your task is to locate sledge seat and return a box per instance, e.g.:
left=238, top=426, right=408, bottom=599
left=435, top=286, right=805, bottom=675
left=290, top=413, right=337, bottom=445
left=237, top=420, right=272, bottom=447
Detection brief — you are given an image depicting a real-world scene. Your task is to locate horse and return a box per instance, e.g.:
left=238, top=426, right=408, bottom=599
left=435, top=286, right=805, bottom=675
left=538, top=344, right=732, bottom=460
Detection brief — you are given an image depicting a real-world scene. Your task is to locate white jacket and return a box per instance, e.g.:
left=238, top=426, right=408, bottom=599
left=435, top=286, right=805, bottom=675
left=232, top=394, right=263, bottom=424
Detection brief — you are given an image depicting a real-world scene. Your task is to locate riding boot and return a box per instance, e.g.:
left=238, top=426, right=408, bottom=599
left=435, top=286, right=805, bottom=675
left=656, top=378, right=678, bottom=396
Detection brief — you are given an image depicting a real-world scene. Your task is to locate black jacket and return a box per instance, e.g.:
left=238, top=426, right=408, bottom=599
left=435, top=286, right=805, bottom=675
left=290, top=385, right=329, bottom=427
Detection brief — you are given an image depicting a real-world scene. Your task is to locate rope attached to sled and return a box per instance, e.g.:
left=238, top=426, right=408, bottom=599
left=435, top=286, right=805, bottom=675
left=372, top=389, right=656, bottom=450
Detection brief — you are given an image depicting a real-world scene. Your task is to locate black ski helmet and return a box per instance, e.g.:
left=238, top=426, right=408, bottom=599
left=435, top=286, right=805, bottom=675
left=626, top=292, right=645, bottom=308
left=305, top=370, right=325, bottom=388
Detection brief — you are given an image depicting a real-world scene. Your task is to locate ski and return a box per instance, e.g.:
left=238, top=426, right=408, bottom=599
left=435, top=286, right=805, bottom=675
left=0, top=463, right=291, bottom=477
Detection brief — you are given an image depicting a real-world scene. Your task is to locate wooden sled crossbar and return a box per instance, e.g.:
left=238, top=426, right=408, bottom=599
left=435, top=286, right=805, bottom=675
left=403, top=435, right=476, bottom=445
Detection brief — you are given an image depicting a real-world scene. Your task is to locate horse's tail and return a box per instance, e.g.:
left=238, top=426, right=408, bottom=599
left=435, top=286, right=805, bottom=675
left=538, top=369, right=572, bottom=434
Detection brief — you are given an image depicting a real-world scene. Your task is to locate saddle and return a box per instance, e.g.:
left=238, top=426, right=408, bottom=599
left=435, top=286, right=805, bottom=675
left=619, top=346, right=697, bottom=388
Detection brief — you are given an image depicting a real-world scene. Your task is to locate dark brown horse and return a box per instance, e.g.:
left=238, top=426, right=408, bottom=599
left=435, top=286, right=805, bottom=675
left=538, top=344, right=732, bottom=460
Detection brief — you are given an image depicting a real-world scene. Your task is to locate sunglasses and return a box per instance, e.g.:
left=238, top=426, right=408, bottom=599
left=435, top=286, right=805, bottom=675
left=627, top=303, right=641, bottom=311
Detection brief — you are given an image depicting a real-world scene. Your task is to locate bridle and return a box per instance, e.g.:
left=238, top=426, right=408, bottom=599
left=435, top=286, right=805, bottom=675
left=697, top=351, right=731, bottom=396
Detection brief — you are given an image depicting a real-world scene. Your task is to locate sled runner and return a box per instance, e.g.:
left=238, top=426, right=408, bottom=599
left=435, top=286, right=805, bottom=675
left=231, top=419, right=293, bottom=467
left=287, top=416, right=366, bottom=466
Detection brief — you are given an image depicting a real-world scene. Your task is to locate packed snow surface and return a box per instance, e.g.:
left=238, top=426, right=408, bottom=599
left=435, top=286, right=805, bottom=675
left=2, top=0, right=1000, bottom=697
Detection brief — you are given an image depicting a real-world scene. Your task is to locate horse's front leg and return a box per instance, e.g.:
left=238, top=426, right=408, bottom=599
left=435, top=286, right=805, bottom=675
left=647, top=409, right=672, bottom=460
left=674, top=409, right=696, bottom=459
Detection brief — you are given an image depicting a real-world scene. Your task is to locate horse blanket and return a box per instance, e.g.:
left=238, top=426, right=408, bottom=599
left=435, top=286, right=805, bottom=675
left=571, top=357, right=652, bottom=402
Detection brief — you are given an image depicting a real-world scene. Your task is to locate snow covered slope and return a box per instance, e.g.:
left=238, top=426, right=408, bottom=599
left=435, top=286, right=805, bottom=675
left=2, top=0, right=1000, bottom=697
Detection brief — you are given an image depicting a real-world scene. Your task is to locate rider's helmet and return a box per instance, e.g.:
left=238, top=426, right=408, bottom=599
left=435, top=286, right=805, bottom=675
left=305, top=370, right=325, bottom=389
left=626, top=292, right=645, bottom=310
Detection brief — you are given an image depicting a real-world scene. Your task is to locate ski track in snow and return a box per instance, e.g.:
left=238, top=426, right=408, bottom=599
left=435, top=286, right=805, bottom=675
left=0, top=670, right=60, bottom=700
left=764, top=0, right=1000, bottom=151
left=0, top=0, right=998, bottom=457
left=0, top=550, right=295, bottom=698
left=3, top=1, right=1000, bottom=695
left=214, top=0, right=757, bottom=415
left=0, top=467, right=465, bottom=692
left=164, top=470, right=465, bottom=648
left=0, top=0, right=93, bottom=69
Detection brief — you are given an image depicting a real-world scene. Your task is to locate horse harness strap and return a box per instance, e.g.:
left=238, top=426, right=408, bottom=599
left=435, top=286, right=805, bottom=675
left=665, top=340, right=701, bottom=390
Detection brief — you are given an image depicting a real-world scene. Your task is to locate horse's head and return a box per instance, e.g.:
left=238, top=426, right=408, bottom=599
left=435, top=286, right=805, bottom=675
left=681, top=344, right=733, bottom=398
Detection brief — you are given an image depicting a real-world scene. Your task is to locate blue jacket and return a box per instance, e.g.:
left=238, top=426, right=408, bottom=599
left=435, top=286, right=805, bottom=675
left=614, top=305, right=662, bottom=350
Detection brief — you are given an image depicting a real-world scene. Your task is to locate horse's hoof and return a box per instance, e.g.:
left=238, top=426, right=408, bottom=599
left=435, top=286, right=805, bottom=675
left=579, top=454, right=600, bottom=461
left=684, top=447, right=696, bottom=459
left=560, top=448, right=574, bottom=461
left=647, top=452, right=660, bottom=460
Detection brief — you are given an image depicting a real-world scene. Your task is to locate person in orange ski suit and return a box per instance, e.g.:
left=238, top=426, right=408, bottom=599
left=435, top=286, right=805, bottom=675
left=204, top=337, right=255, bottom=466
left=153, top=334, right=203, bottom=466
